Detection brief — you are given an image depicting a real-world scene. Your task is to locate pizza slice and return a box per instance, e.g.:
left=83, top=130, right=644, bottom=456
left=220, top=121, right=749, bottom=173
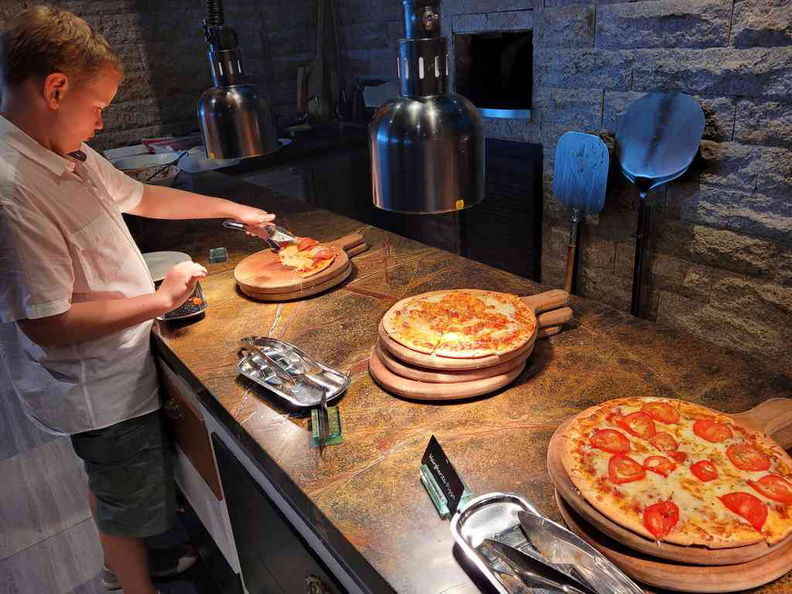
left=278, top=237, right=336, bottom=278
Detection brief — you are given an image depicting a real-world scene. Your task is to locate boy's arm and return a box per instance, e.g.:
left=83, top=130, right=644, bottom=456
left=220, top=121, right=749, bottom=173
left=18, top=261, right=206, bottom=348
left=128, top=184, right=276, bottom=225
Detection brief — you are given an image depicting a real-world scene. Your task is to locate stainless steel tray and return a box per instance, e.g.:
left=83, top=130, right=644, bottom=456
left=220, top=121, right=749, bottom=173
left=450, top=492, right=642, bottom=594
left=236, top=336, right=349, bottom=408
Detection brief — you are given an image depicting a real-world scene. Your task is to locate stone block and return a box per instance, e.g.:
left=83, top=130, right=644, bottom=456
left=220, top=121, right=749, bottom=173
left=341, top=21, right=402, bottom=52
left=578, top=266, right=633, bottom=311
left=614, top=240, right=637, bottom=272
left=538, top=6, right=595, bottom=49
left=655, top=291, right=791, bottom=368
left=482, top=117, right=542, bottom=144
left=654, top=219, right=783, bottom=279
left=666, top=183, right=792, bottom=243
left=595, top=0, right=731, bottom=50
left=443, top=0, right=536, bottom=15
left=731, top=0, right=792, bottom=49
left=60, top=1, right=147, bottom=17
left=687, top=141, right=759, bottom=191
left=586, top=205, right=639, bottom=244
left=534, top=88, right=603, bottom=130
left=633, top=47, right=792, bottom=99
left=102, top=96, right=198, bottom=133
left=343, top=48, right=396, bottom=78
left=86, top=13, right=145, bottom=45
left=754, top=147, right=792, bottom=200
left=652, top=254, right=792, bottom=321
left=334, top=0, right=401, bottom=24
left=735, top=99, right=792, bottom=148
left=534, top=49, right=632, bottom=90
left=451, top=10, right=534, bottom=34
left=267, top=28, right=316, bottom=58
left=580, top=233, right=617, bottom=270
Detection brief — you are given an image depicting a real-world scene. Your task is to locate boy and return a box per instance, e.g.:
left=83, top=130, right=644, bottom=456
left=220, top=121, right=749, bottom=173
left=0, top=6, right=274, bottom=593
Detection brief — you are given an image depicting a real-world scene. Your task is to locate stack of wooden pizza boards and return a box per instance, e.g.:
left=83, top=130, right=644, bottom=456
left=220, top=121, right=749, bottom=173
left=369, top=289, right=573, bottom=401
left=547, top=396, right=792, bottom=593
left=234, top=233, right=368, bottom=301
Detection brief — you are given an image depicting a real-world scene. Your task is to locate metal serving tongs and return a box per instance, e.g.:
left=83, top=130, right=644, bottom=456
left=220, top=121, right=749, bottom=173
left=481, top=540, right=597, bottom=594
left=222, top=220, right=297, bottom=251
left=515, top=510, right=642, bottom=594
left=240, top=339, right=325, bottom=399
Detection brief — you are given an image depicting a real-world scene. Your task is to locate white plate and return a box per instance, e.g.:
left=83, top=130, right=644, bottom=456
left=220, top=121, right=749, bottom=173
left=143, top=251, right=191, bottom=282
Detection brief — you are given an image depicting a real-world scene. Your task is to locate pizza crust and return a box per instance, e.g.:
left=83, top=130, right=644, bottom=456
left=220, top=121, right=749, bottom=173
left=560, top=397, right=792, bottom=548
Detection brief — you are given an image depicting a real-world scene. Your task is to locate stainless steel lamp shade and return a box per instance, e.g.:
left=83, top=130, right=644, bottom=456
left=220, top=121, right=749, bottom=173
left=370, top=0, right=484, bottom=214
left=198, top=1, right=278, bottom=160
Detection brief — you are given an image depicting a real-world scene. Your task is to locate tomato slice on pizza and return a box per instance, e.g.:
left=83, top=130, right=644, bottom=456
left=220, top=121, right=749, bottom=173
left=590, top=429, right=631, bottom=454
left=693, top=419, right=733, bottom=443
left=644, top=456, right=676, bottom=477
left=649, top=431, right=678, bottom=453
left=616, top=412, right=656, bottom=440
left=720, top=492, right=768, bottom=532
left=641, top=401, right=680, bottom=424
left=727, top=444, right=771, bottom=472
left=690, top=460, right=718, bottom=482
left=748, top=475, right=792, bottom=504
left=644, top=501, right=679, bottom=540
left=608, top=454, right=646, bottom=484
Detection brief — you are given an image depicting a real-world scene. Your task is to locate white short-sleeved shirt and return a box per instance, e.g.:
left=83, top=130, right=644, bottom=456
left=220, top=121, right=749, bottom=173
left=0, top=116, right=160, bottom=435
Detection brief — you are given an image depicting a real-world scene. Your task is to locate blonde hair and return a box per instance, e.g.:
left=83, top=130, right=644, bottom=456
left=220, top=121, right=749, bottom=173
left=0, top=5, right=123, bottom=87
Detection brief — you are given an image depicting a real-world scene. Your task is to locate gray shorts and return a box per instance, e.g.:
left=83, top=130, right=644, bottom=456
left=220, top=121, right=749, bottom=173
left=71, top=410, right=175, bottom=538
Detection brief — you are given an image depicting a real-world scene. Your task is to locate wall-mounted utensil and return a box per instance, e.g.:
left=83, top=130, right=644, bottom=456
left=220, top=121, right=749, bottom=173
left=615, top=92, right=704, bottom=317
left=552, top=132, right=609, bottom=294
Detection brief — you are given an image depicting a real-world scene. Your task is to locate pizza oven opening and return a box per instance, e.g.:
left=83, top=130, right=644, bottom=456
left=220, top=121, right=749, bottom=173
left=454, top=30, right=533, bottom=119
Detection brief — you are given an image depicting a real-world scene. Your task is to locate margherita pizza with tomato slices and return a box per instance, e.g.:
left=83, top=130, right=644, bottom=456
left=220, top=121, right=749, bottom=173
left=381, top=289, right=536, bottom=358
left=278, top=237, right=336, bottom=278
left=560, top=397, right=792, bottom=547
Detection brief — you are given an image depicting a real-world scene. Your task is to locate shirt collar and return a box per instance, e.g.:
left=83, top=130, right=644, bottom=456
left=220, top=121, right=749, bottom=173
left=0, top=115, right=76, bottom=176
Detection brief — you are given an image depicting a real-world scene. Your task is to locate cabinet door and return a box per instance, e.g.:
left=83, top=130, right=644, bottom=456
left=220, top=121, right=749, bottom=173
left=159, top=362, right=223, bottom=501
left=212, top=436, right=342, bottom=594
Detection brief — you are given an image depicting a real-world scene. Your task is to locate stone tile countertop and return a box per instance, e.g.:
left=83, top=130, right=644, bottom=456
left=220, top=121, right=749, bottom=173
left=127, top=172, right=792, bottom=594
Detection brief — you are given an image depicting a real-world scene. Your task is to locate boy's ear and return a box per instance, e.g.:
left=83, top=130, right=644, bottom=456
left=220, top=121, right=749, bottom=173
left=43, top=73, right=69, bottom=109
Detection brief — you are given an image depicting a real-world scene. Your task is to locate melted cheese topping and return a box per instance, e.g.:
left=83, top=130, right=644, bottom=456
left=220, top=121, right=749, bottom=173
left=387, top=290, right=535, bottom=356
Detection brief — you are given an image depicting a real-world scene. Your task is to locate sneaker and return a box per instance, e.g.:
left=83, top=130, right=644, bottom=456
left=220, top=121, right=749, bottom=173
left=102, top=545, right=200, bottom=590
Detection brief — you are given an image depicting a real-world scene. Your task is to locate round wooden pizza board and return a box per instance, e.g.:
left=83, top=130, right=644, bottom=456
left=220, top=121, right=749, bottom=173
left=234, top=233, right=366, bottom=295
left=376, top=289, right=572, bottom=371
left=375, top=342, right=530, bottom=383
left=556, top=492, right=792, bottom=593
left=238, top=263, right=353, bottom=302
left=368, top=346, right=527, bottom=401
left=546, top=399, right=792, bottom=566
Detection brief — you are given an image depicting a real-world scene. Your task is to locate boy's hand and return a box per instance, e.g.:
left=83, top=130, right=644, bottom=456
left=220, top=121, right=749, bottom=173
left=232, top=206, right=277, bottom=240
left=157, top=261, right=207, bottom=310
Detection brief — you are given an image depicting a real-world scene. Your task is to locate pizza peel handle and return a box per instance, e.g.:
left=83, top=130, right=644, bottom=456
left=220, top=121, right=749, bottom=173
left=733, top=398, right=792, bottom=450
left=537, top=307, right=573, bottom=329
left=520, top=289, right=570, bottom=314
left=326, top=233, right=366, bottom=252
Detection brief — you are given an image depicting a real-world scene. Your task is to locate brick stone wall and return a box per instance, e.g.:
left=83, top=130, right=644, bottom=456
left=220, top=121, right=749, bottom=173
left=336, top=0, right=791, bottom=365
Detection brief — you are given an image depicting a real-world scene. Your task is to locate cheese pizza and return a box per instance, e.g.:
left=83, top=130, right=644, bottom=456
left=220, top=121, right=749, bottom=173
left=381, top=289, right=536, bottom=358
left=560, top=397, right=792, bottom=547
left=278, top=237, right=336, bottom=278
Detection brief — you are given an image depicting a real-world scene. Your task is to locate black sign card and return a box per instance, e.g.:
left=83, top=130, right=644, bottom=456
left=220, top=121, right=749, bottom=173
left=421, top=435, right=465, bottom=515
